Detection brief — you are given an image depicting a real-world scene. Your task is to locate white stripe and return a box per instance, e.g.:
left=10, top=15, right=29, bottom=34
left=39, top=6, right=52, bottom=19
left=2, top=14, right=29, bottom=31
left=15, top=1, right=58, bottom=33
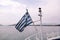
left=27, top=17, right=31, bottom=21
left=27, top=20, right=32, bottom=24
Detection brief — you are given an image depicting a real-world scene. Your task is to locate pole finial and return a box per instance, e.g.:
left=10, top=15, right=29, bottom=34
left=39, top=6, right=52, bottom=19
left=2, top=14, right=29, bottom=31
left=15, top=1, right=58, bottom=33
left=39, top=8, right=41, bottom=9
left=26, top=9, right=28, bottom=12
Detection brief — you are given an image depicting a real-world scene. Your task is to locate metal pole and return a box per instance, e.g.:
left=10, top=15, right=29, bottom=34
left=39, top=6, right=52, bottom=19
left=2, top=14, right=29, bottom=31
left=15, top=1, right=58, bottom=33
left=38, top=8, right=42, bottom=25
left=38, top=8, right=43, bottom=40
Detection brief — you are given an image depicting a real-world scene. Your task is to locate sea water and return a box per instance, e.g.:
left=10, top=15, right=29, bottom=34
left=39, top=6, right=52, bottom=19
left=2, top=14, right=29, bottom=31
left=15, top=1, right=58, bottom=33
left=0, top=26, right=60, bottom=40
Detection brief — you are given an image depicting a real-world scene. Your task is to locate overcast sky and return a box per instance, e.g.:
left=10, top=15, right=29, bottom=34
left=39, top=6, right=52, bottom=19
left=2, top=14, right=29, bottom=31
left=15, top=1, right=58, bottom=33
left=0, top=0, right=60, bottom=25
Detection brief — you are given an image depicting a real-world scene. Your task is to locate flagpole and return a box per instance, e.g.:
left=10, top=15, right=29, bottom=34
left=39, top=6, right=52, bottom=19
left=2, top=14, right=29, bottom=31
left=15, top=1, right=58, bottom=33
left=38, top=8, right=43, bottom=40
left=26, top=8, right=37, bottom=32
left=25, top=9, right=39, bottom=40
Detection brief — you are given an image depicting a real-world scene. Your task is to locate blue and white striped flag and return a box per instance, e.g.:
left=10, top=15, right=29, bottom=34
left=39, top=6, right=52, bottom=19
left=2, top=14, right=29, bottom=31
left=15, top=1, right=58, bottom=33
left=15, top=10, right=33, bottom=32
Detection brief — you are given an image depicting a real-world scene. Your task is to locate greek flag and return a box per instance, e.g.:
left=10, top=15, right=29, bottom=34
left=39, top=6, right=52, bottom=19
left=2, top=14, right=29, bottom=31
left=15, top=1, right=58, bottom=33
left=15, top=10, right=33, bottom=32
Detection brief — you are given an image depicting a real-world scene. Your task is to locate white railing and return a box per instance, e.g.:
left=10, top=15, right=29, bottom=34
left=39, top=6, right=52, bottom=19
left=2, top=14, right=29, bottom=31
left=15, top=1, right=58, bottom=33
left=25, top=32, right=40, bottom=40
left=25, top=26, right=60, bottom=40
left=46, top=32, right=60, bottom=40
left=25, top=31, right=60, bottom=40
